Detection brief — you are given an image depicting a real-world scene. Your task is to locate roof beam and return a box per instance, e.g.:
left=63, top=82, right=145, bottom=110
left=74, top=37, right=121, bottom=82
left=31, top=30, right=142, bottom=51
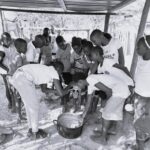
left=110, top=0, right=136, bottom=11
left=57, top=0, right=67, bottom=11
left=0, top=7, right=117, bottom=15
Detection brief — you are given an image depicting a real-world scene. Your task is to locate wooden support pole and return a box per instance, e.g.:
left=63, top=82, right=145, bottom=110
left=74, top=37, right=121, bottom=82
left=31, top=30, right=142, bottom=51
left=130, top=0, right=150, bottom=76
left=0, top=10, right=5, bottom=32
left=104, top=13, right=110, bottom=33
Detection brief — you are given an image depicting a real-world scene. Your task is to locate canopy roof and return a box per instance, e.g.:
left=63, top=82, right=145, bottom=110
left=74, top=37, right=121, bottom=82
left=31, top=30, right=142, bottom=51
left=0, top=0, right=135, bottom=15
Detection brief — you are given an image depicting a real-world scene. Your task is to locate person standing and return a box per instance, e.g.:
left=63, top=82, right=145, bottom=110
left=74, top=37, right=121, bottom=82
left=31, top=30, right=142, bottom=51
left=26, top=35, right=45, bottom=64
left=90, top=29, right=124, bottom=66
left=41, top=28, right=52, bottom=65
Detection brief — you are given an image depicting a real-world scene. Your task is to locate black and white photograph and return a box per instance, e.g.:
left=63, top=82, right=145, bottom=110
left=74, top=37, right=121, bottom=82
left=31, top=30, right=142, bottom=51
left=0, top=0, right=150, bottom=149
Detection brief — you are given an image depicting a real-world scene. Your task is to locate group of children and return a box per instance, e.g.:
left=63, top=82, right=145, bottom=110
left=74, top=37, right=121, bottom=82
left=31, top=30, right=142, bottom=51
left=0, top=27, right=150, bottom=150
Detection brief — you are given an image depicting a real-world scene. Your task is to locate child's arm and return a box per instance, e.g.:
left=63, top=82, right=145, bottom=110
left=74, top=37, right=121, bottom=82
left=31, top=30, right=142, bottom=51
left=89, top=61, right=99, bottom=74
left=113, top=63, right=131, bottom=77
left=118, top=47, right=125, bottom=66
left=95, top=82, right=112, bottom=100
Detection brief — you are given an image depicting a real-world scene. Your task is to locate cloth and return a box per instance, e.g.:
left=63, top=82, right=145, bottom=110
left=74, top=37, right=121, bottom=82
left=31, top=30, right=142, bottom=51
left=102, top=38, right=122, bottom=64
left=56, top=43, right=71, bottom=72
left=26, top=41, right=40, bottom=63
left=87, top=74, right=130, bottom=98
left=102, top=96, right=126, bottom=120
left=134, top=56, right=150, bottom=97
left=14, top=64, right=59, bottom=85
left=70, top=51, right=88, bottom=73
left=11, top=72, right=40, bottom=132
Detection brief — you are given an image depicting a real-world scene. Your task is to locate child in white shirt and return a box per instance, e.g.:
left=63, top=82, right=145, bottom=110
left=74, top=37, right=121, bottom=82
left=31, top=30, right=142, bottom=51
left=90, top=29, right=124, bottom=66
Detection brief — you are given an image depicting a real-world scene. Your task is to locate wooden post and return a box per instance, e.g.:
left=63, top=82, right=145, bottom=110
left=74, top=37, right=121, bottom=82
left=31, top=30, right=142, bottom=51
left=130, top=0, right=150, bottom=76
left=104, top=13, right=110, bottom=33
left=0, top=10, right=4, bottom=32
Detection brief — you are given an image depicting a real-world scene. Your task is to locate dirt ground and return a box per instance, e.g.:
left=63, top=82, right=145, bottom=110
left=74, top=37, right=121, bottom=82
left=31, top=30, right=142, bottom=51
left=0, top=76, right=147, bottom=150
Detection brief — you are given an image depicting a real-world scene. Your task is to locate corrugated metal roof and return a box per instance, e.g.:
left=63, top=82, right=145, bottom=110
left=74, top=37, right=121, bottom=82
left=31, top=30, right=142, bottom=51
left=0, top=0, right=136, bottom=13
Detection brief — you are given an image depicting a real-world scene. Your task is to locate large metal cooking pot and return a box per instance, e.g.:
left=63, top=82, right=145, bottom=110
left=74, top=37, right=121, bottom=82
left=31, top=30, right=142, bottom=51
left=53, top=113, right=84, bottom=139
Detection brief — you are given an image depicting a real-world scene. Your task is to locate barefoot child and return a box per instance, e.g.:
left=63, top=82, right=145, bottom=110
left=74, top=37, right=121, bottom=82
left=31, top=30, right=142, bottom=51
left=71, top=37, right=89, bottom=81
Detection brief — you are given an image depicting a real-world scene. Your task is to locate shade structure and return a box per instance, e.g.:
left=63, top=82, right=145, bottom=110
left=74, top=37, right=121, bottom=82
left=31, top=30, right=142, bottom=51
left=0, top=0, right=135, bottom=14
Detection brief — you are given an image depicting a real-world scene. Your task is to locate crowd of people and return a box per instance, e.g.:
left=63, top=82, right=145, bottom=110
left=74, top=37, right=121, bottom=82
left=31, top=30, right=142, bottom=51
left=0, top=27, right=150, bottom=150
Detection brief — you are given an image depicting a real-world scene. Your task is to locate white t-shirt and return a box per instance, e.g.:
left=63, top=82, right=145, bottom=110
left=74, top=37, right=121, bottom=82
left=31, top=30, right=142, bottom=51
left=26, top=41, right=40, bottom=63
left=87, top=74, right=130, bottom=98
left=134, top=56, right=150, bottom=97
left=102, top=38, right=122, bottom=64
left=98, top=59, right=134, bottom=86
left=56, top=43, right=71, bottom=72
left=16, top=64, right=59, bottom=85
left=98, top=59, right=115, bottom=74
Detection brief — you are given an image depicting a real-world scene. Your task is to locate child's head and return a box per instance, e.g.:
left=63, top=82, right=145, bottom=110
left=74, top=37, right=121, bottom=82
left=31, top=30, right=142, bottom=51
left=90, top=29, right=109, bottom=47
left=1, top=32, right=12, bottom=48
left=34, top=34, right=45, bottom=48
left=81, top=39, right=93, bottom=57
left=90, top=46, right=103, bottom=63
left=56, top=36, right=66, bottom=50
left=14, top=38, right=27, bottom=54
left=137, top=35, right=150, bottom=56
left=53, top=61, right=64, bottom=75
left=43, top=27, right=50, bottom=37
left=0, top=50, right=5, bottom=63
left=72, top=37, right=82, bottom=55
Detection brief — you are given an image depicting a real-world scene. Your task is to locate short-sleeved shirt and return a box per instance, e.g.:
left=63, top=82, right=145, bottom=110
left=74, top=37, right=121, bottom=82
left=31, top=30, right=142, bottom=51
left=70, top=51, right=88, bottom=71
left=56, top=43, right=71, bottom=72
left=102, top=38, right=122, bottom=64
left=26, top=41, right=40, bottom=63
left=16, top=64, right=59, bottom=85
left=87, top=74, right=130, bottom=98
left=134, top=56, right=150, bottom=97
left=98, top=59, right=134, bottom=87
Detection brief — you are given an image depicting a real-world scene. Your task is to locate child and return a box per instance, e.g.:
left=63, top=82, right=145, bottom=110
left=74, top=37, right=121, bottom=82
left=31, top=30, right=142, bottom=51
left=26, top=34, right=45, bottom=64
left=56, top=36, right=72, bottom=85
left=90, top=46, right=133, bottom=85
left=10, top=62, right=70, bottom=140
left=81, top=39, right=98, bottom=74
left=79, top=73, right=132, bottom=144
left=133, top=35, right=150, bottom=150
left=71, top=37, right=89, bottom=81
left=90, top=29, right=124, bottom=66
left=1, top=32, right=19, bottom=109
left=41, top=28, right=52, bottom=65
left=12, top=38, right=28, bottom=119
left=56, top=35, right=71, bottom=72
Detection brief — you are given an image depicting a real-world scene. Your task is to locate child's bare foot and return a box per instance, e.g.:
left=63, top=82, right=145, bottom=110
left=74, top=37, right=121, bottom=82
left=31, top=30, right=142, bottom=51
left=90, top=134, right=107, bottom=145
